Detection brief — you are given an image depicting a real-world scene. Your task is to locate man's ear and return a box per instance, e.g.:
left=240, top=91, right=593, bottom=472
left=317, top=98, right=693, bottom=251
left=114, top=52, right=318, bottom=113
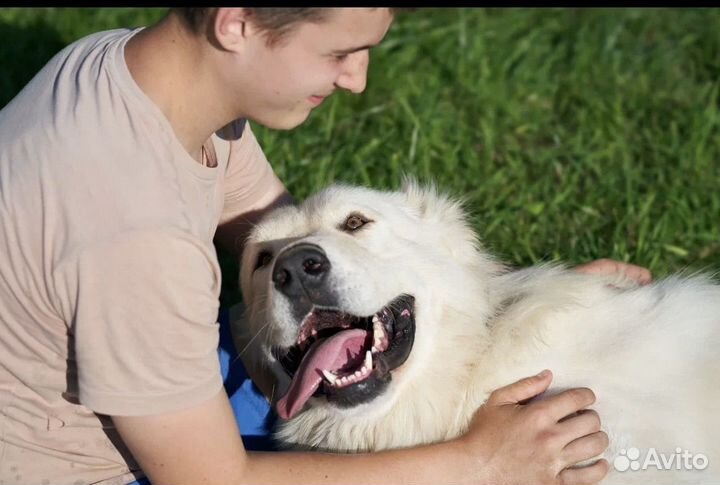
left=213, top=7, right=253, bottom=53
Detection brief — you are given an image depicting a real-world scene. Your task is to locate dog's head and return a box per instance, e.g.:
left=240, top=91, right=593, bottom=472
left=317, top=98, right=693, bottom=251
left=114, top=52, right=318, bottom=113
left=238, top=181, right=502, bottom=423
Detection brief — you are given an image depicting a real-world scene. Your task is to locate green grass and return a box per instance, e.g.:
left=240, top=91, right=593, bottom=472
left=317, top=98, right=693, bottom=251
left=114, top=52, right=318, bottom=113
left=2, top=8, right=719, bottom=306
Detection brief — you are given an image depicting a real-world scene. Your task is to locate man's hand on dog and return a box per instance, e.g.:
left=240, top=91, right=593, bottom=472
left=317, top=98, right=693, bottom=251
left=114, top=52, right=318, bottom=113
left=574, top=258, right=652, bottom=285
left=456, top=370, right=609, bottom=485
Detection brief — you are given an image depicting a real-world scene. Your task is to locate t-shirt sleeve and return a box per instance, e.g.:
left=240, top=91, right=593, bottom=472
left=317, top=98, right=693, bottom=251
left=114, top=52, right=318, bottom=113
left=218, top=121, right=289, bottom=226
left=53, top=229, right=223, bottom=416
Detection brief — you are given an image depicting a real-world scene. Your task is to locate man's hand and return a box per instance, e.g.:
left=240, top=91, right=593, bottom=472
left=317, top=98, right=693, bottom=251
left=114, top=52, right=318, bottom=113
left=458, top=370, right=609, bottom=485
left=574, top=258, right=652, bottom=286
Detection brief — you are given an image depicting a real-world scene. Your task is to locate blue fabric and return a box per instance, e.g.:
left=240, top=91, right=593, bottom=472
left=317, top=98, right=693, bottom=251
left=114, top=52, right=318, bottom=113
left=126, top=308, right=277, bottom=485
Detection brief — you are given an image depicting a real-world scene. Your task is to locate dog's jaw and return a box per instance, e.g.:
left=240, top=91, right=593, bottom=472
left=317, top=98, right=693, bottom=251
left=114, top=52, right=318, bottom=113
left=271, top=295, right=417, bottom=420
left=272, top=298, right=494, bottom=452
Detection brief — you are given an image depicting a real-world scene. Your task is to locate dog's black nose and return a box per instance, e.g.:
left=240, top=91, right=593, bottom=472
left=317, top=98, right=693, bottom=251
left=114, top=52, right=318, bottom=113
left=273, top=243, right=331, bottom=298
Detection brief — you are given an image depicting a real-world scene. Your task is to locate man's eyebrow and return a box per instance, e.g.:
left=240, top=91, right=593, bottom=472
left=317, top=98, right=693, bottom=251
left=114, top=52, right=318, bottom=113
left=332, top=43, right=377, bottom=55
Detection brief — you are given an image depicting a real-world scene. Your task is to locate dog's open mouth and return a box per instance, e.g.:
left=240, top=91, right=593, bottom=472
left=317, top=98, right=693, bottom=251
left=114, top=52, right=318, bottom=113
left=273, top=294, right=415, bottom=420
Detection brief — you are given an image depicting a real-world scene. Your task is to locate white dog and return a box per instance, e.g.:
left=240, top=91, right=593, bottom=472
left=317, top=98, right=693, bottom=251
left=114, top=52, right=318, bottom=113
left=234, top=181, right=720, bottom=485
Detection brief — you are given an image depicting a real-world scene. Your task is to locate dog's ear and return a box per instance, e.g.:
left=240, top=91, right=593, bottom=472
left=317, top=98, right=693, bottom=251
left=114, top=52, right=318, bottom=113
left=398, top=179, right=500, bottom=270
left=399, top=176, right=466, bottom=227
left=399, top=176, right=455, bottom=219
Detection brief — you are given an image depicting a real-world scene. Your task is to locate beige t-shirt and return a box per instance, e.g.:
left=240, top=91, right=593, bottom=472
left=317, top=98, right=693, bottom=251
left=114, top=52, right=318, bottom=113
left=0, top=28, right=286, bottom=485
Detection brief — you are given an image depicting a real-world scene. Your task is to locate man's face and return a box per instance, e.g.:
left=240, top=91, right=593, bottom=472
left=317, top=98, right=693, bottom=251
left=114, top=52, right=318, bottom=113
left=233, top=8, right=394, bottom=130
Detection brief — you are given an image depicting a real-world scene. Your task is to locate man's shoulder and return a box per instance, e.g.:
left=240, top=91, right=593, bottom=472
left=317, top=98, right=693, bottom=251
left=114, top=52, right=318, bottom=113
left=0, top=28, right=140, bottom=140
left=57, top=28, right=140, bottom=66
left=24, top=27, right=134, bottom=84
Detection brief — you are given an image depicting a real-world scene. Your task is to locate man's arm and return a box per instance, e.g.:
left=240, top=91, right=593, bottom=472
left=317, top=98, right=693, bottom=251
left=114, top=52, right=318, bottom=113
left=574, top=258, right=652, bottom=285
left=214, top=184, right=293, bottom=399
left=113, top=370, right=608, bottom=485
left=213, top=120, right=295, bottom=259
left=214, top=189, right=295, bottom=259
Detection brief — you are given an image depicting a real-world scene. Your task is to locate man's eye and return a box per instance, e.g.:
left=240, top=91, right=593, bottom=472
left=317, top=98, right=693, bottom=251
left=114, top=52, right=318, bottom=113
left=341, top=213, right=372, bottom=232
left=255, top=251, right=273, bottom=270
left=334, top=53, right=349, bottom=62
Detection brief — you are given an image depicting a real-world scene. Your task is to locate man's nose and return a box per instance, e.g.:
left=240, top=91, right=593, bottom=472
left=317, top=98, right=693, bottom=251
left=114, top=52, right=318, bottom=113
left=272, top=243, right=331, bottom=299
left=335, top=50, right=369, bottom=94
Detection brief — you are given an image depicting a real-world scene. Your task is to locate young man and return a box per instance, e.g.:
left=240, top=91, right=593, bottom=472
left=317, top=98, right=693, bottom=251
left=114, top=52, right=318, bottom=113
left=0, top=8, right=650, bottom=485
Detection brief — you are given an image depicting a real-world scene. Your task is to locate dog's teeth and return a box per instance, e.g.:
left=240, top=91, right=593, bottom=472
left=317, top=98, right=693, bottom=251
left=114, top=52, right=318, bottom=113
left=322, top=370, right=338, bottom=385
left=365, top=350, right=373, bottom=369
left=372, top=329, right=388, bottom=352
left=373, top=318, right=388, bottom=344
left=354, top=370, right=362, bottom=378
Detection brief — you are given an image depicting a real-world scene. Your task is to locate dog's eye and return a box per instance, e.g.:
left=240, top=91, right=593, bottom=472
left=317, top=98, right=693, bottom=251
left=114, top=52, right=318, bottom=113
left=342, top=213, right=372, bottom=232
left=254, top=250, right=273, bottom=271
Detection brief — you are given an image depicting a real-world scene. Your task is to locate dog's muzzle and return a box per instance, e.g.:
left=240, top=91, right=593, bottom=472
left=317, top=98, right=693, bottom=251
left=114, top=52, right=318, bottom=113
left=272, top=294, right=416, bottom=420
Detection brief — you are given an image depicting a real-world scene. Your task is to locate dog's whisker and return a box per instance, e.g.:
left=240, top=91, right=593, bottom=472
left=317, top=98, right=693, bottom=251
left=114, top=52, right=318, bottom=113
left=237, top=319, right=271, bottom=358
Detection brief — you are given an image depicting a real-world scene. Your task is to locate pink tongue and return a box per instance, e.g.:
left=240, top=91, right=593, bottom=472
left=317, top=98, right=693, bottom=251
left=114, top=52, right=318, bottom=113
left=276, top=328, right=368, bottom=420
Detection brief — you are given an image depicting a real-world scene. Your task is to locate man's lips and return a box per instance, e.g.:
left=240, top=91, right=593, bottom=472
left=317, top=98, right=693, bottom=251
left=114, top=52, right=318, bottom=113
left=308, top=95, right=327, bottom=106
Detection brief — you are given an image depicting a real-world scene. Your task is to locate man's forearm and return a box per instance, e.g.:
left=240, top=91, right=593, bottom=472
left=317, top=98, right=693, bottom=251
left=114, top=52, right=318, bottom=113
left=244, top=439, right=483, bottom=485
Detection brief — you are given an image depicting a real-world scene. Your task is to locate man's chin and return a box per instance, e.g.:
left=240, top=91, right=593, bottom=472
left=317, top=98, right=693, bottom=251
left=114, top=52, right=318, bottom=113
left=254, top=110, right=313, bottom=131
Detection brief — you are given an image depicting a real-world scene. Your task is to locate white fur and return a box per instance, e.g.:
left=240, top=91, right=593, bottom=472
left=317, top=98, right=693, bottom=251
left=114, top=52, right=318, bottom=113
left=235, top=182, right=720, bottom=485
